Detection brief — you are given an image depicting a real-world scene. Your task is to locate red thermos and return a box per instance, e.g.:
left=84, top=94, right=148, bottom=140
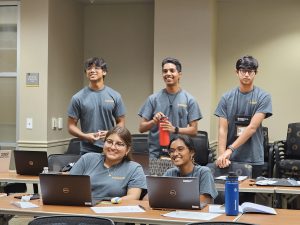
left=159, top=116, right=170, bottom=146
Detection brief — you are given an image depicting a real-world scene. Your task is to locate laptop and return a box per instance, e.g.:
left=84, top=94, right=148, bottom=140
left=39, top=173, right=96, bottom=206
left=14, top=150, right=48, bottom=175
left=146, top=175, right=203, bottom=210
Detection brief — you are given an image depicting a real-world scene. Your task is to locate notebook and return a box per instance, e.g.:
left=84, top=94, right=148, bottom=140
left=39, top=173, right=96, bottom=206
left=0, top=150, right=12, bottom=172
left=146, top=175, right=203, bottom=210
left=14, top=150, right=48, bottom=175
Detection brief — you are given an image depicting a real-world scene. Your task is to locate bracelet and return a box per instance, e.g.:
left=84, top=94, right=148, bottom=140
left=227, top=145, right=236, bottom=152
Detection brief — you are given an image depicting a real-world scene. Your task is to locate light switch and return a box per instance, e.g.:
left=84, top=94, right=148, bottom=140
left=58, top=117, right=63, bottom=129
left=51, top=118, right=57, bottom=130
left=26, top=118, right=33, bottom=129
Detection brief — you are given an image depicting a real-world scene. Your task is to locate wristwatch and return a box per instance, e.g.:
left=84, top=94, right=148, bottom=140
left=174, top=126, right=179, bottom=134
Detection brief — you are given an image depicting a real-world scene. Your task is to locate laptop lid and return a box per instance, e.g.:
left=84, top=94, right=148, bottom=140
left=39, top=174, right=95, bottom=206
left=14, top=150, right=48, bottom=176
left=0, top=150, right=11, bottom=172
left=146, top=175, right=201, bottom=210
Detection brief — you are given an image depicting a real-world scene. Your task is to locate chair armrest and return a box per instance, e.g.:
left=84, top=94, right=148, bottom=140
left=274, top=140, right=286, bottom=177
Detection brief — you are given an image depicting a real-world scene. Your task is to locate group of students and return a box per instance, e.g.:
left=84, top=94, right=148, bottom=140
left=67, top=54, right=273, bottom=202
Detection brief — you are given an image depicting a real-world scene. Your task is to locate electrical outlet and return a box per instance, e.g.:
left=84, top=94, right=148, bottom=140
left=26, top=118, right=33, bottom=129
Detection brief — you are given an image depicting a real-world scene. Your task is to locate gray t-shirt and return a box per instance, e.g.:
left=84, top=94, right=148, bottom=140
left=70, top=153, right=147, bottom=201
left=163, top=164, right=218, bottom=199
left=138, top=89, right=202, bottom=158
left=214, top=86, right=272, bottom=165
left=68, top=86, right=126, bottom=153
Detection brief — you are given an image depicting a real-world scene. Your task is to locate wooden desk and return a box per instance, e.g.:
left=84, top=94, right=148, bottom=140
left=216, top=179, right=275, bottom=193
left=0, top=195, right=235, bottom=225
left=238, top=208, right=300, bottom=225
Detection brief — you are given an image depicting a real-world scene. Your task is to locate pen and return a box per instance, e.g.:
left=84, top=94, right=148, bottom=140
left=233, top=213, right=243, bottom=222
left=138, top=204, right=146, bottom=211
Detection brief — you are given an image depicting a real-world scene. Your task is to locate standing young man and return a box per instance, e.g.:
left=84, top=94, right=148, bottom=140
left=68, top=57, right=126, bottom=155
left=214, top=55, right=272, bottom=178
left=138, top=57, right=202, bottom=158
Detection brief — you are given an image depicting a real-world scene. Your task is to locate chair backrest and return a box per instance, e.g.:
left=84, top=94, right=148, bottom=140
left=131, top=134, right=148, bottom=154
left=48, top=154, right=81, bottom=172
left=193, top=131, right=210, bottom=166
left=65, top=138, right=81, bottom=155
left=263, top=126, right=269, bottom=161
left=206, top=162, right=252, bottom=178
left=28, top=215, right=115, bottom=225
left=149, top=158, right=174, bottom=176
left=186, top=221, right=258, bottom=225
left=285, top=122, right=300, bottom=159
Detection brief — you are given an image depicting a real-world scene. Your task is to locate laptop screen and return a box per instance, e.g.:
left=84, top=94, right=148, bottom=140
left=146, top=175, right=201, bottom=210
left=39, top=174, right=95, bottom=206
left=14, top=150, right=48, bottom=176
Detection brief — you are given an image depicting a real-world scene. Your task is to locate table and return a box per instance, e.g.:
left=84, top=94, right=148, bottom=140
left=0, top=171, right=39, bottom=193
left=0, top=195, right=236, bottom=225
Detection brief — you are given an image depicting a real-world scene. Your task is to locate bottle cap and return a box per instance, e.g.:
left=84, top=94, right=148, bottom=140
left=227, top=171, right=238, bottom=180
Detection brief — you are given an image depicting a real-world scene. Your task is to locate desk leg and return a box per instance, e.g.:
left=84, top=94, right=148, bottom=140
left=0, top=214, right=14, bottom=225
left=281, top=194, right=299, bottom=209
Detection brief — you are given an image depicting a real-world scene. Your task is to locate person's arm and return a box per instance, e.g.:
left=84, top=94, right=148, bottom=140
left=160, top=120, right=198, bottom=136
left=68, top=117, right=99, bottom=143
left=115, top=115, right=125, bottom=127
left=216, top=117, right=231, bottom=168
left=216, top=113, right=266, bottom=168
left=121, top=188, right=143, bottom=200
left=200, top=194, right=213, bottom=204
left=139, top=112, right=165, bottom=133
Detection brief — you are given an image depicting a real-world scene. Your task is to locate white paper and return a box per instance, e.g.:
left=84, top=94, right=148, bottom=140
left=241, top=202, right=277, bottom=215
left=91, top=205, right=145, bottom=213
left=255, top=180, right=277, bottom=185
left=12, top=201, right=39, bottom=209
left=215, top=176, right=248, bottom=181
left=162, top=210, right=222, bottom=221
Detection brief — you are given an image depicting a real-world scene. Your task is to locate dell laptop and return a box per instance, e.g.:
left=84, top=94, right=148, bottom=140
left=146, top=175, right=203, bottom=210
left=39, top=173, right=96, bottom=206
left=14, top=150, right=48, bottom=176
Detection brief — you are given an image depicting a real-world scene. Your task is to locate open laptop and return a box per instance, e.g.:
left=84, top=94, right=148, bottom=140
left=14, top=150, right=48, bottom=175
left=39, top=173, right=96, bottom=206
left=146, top=175, right=203, bottom=210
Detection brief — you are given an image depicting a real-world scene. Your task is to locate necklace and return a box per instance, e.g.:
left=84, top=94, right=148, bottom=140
left=165, top=89, right=181, bottom=109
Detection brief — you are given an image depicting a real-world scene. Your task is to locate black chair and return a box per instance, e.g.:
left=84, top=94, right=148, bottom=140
left=193, top=131, right=216, bottom=166
left=260, top=126, right=275, bottom=178
left=48, top=154, right=81, bottom=172
left=28, top=215, right=115, bottom=225
left=131, top=134, right=149, bottom=175
left=274, top=122, right=300, bottom=179
left=186, top=222, right=258, bottom=225
left=65, top=138, right=81, bottom=155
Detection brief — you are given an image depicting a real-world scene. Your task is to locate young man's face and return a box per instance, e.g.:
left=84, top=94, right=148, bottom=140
left=162, top=63, right=181, bottom=86
left=236, top=68, right=256, bottom=86
left=86, top=64, right=106, bottom=82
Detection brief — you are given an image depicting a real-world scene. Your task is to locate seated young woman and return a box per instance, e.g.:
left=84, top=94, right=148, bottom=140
left=164, top=135, right=218, bottom=204
left=70, top=126, right=147, bottom=201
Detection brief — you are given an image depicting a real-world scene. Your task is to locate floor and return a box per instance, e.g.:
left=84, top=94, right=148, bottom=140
left=8, top=216, right=33, bottom=225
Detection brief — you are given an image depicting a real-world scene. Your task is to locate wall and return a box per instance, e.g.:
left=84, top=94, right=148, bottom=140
left=154, top=0, right=216, bottom=138
left=83, top=2, right=154, bottom=134
left=216, top=0, right=300, bottom=141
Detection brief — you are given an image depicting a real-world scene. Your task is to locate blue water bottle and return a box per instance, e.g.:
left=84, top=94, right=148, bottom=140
left=225, top=171, right=239, bottom=216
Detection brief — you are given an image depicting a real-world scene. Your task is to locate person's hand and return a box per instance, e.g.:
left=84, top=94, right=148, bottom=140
left=215, top=149, right=232, bottom=168
left=152, top=112, right=166, bottom=125
left=159, top=119, right=174, bottom=132
left=85, top=132, right=101, bottom=143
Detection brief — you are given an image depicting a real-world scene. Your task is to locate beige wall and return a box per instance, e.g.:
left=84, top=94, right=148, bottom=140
left=216, top=0, right=300, bottom=141
left=83, top=2, right=154, bottom=133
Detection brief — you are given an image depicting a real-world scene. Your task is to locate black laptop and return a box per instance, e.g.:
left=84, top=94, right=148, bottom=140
left=146, top=175, right=203, bottom=210
left=39, top=173, right=96, bottom=206
left=14, top=150, right=48, bottom=175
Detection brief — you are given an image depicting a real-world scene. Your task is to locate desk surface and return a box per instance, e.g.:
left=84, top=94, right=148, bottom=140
left=0, top=171, right=39, bottom=184
left=0, top=195, right=235, bottom=225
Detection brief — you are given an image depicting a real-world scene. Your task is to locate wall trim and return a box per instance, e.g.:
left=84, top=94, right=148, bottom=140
left=17, top=138, right=71, bottom=148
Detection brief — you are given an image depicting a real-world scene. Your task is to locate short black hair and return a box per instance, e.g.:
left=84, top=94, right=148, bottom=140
left=168, top=134, right=195, bottom=153
left=162, top=57, right=182, bottom=72
left=84, top=57, right=108, bottom=72
left=236, top=55, right=258, bottom=71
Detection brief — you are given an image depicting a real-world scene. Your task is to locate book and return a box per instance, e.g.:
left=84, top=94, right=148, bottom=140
left=209, top=202, right=277, bottom=215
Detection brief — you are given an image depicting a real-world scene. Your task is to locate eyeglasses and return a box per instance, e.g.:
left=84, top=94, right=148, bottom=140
left=239, top=69, right=256, bottom=76
left=168, top=146, right=186, bottom=155
left=105, top=139, right=126, bottom=149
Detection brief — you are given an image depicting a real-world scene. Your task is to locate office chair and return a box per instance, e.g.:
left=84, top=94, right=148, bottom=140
left=274, top=122, right=300, bottom=179
left=28, top=215, right=115, bottom=225
left=260, top=127, right=275, bottom=178
left=48, top=154, right=80, bottom=172
left=193, top=130, right=216, bottom=166
left=131, top=134, right=149, bottom=174
left=186, top=222, right=258, bottom=225
left=65, top=138, right=81, bottom=155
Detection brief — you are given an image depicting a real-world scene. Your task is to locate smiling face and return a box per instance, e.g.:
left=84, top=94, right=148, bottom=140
left=103, top=133, right=129, bottom=165
left=86, top=64, right=106, bottom=82
left=162, top=63, right=182, bottom=87
left=168, top=139, right=195, bottom=167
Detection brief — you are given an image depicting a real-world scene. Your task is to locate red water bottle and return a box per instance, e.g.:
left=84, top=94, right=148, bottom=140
left=159, top=116, right=170, bottom=147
